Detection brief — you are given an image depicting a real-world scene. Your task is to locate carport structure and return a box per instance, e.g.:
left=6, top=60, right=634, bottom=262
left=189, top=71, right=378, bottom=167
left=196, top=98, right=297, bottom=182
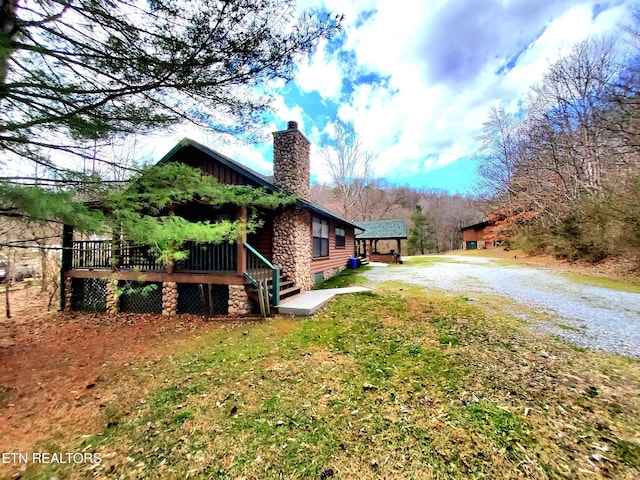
left=355, top=220, right=408, bottom=263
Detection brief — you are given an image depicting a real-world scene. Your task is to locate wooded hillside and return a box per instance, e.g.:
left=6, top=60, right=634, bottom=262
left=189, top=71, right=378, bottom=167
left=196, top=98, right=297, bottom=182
left=310, top=183, right=482, bottom=254
left=474, top=17, right=640, bottom=267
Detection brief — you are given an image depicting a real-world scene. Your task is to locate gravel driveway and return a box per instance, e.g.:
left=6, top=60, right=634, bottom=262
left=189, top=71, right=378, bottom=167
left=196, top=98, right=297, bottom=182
left=363, top=255, right=640, bottom=359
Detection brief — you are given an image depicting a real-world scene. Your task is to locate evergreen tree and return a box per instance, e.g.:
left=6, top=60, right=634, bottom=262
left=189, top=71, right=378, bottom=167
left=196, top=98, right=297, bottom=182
left=1, top=1, right=341, bottom=170
left=105, top=162, right=293, bottom=266
left=0, top=0, right=341, bottom=234
left=0, top=161, right=294, bottom=261
left=407, top=205, right=436, bottom=255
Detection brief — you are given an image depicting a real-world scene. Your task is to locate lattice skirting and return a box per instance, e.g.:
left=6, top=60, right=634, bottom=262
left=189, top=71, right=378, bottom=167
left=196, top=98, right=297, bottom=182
left=71, top=278, right=107, bottom=312
left=118, top=281, right=163, bottom=314
left=177, top=283, right=229, bottom=315
left=67, top=279, right=238, bottom=316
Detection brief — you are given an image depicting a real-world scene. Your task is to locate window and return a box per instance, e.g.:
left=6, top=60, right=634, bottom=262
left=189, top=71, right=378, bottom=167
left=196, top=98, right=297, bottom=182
left=335, top=227, right=346, bottom=248
left=313, top=217, right=329, bottom=258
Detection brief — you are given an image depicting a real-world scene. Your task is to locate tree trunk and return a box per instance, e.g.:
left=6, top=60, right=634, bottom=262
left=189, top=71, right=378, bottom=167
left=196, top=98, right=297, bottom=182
left=4, top=261, right=11, bottom=318
left=0, top=0, right=18, bottom=88
left=40, top=246, right=48, bottom=293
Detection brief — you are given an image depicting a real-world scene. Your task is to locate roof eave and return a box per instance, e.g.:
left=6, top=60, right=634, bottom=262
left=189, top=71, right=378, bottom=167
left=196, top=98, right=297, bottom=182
left=158, top=138, right=360, bottom=230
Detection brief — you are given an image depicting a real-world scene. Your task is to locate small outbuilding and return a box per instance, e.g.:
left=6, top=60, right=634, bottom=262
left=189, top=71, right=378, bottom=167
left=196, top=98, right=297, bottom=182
left=355, top=220, right=408, bottom=263
left=460, top=219, right=493, bottom=250
left=461, top=210, right=540, bottom=250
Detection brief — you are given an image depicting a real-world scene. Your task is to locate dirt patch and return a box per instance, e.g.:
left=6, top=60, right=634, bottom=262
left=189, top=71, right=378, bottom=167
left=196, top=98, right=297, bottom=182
left=0, top=285, right=257, bottom=471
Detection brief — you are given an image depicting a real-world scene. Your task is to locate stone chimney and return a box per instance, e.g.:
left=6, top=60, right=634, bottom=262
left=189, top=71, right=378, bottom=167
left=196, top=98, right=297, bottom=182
left=272, top=121, right=311, bottom=200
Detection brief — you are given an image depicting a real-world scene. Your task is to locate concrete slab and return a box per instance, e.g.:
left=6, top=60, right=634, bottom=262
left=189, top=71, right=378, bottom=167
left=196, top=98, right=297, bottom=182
left=277, top=286, right=371, bottom=316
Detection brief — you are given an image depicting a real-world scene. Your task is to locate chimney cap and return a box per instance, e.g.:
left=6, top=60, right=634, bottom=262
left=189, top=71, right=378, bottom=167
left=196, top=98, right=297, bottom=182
left=287, top=120, right=298, bottom=130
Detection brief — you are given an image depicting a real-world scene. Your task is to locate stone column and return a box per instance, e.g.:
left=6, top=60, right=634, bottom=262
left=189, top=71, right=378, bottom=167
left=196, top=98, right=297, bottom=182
left=228, top=285, right=251, bottom=315
left=162, top=282, right=177, bottom=316
left=63, top=277, right=73, bottom=312
left=273, top=207, right=313, bottom=292
left=106, top=279, right=119, bottom=314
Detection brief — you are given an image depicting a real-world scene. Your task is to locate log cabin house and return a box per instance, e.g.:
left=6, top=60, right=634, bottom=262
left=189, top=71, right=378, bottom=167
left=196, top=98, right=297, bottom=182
left=61, top=121, right=359, bottom=316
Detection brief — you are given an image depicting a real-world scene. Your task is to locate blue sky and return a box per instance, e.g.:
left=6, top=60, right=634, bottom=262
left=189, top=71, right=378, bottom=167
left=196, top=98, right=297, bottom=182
left=150, top=0, right=636, bottom=194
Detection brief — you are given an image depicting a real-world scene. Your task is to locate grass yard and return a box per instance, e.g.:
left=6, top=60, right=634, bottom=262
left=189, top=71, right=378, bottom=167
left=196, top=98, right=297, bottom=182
left=6, top=271, right=640, bottom=479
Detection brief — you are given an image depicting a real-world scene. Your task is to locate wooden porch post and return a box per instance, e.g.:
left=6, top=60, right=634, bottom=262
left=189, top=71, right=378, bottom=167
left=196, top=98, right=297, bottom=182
left=236, top=206, right=247, bottom=277
left=111, top=232, right=121, bottom=272
left=60, top=224, right=73, bottom=311
left=396, top=238, right=401, bottom=255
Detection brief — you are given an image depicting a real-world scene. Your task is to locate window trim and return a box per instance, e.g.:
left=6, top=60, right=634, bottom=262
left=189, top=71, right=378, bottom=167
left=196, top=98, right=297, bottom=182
left=335, top=227, right=346, bottom=248
left=312, top=217, right=329, bottom=258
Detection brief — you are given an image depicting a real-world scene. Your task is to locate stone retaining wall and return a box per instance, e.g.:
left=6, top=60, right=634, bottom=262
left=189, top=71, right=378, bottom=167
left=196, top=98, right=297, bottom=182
left=323, top=265, right=346, bottom=280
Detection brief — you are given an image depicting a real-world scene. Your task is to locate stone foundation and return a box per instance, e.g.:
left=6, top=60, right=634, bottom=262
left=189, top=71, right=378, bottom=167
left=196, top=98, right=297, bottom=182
left=162, top=281, right=177, bottom=316
left=323, top=265, right=346, bottom=280
left=273, top=207, right=313, bottom=292
left=228, top=285, right=251, bottom=315
left=106, top=279, right=119, bottom=314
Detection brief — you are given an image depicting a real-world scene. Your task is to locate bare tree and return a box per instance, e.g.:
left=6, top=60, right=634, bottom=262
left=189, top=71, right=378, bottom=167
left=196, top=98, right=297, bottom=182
left=353, top=179, right=408, bottom=221
left=475, top=106, right=523, bottom=201
left=421, top=190, right=482, bottom=252
left=475, top=27, right=640, bottom=263
left=526, top=37, right=622, bottom=197
left=607, top=7, right=640, bottom=175
left=321, top=121, right=373, bottom=219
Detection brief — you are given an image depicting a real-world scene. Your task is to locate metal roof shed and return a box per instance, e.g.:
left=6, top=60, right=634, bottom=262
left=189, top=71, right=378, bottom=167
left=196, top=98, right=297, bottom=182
left=355, top=220, right=408, bottom=260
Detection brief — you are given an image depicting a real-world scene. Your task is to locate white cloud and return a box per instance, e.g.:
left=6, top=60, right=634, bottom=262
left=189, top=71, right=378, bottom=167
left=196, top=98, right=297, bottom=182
left=296, top=39, right=344, bottom=99
left=269, top=95, right=306, bottom=132
left=125, top=0, right=637, bottom=192
left=286, top=0, right=635, bottom=189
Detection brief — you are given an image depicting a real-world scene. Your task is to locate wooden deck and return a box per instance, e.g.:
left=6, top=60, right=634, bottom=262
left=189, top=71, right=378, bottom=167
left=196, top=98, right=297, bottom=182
left=65, top=268, right=245, bottom=285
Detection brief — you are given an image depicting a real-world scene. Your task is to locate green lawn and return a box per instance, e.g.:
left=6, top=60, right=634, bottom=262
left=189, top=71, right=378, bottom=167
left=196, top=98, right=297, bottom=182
left=21, top=274, right=640, bottom=479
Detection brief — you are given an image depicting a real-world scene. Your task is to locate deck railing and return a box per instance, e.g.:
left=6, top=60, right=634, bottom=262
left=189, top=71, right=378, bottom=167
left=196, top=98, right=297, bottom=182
left=176, top=241, right=237, bottom=272
left=71, top=240, right=112, bottom=270
left=71, top=240, right=237, bottom=272
left=119, top=242, right=163, bottom=271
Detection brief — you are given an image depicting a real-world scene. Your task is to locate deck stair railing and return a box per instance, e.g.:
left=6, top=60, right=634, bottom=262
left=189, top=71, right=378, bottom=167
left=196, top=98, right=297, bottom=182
left=243, top=243, right=280, bottom=314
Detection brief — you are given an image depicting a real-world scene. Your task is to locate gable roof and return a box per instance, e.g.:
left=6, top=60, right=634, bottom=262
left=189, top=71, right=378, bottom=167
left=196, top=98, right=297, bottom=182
left=355, top=220, right=408, bottom=240
left=460, top=219, right=490, bottom=231
left=157, top=138, right=358, bottom=229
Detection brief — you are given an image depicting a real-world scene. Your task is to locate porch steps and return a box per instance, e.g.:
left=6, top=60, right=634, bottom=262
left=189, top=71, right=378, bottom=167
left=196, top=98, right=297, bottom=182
left=279, top=285, right=301, bottom=299
left=278, top=276, right=300, bottom=300
left=246, top=273, right=301, bottom=305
